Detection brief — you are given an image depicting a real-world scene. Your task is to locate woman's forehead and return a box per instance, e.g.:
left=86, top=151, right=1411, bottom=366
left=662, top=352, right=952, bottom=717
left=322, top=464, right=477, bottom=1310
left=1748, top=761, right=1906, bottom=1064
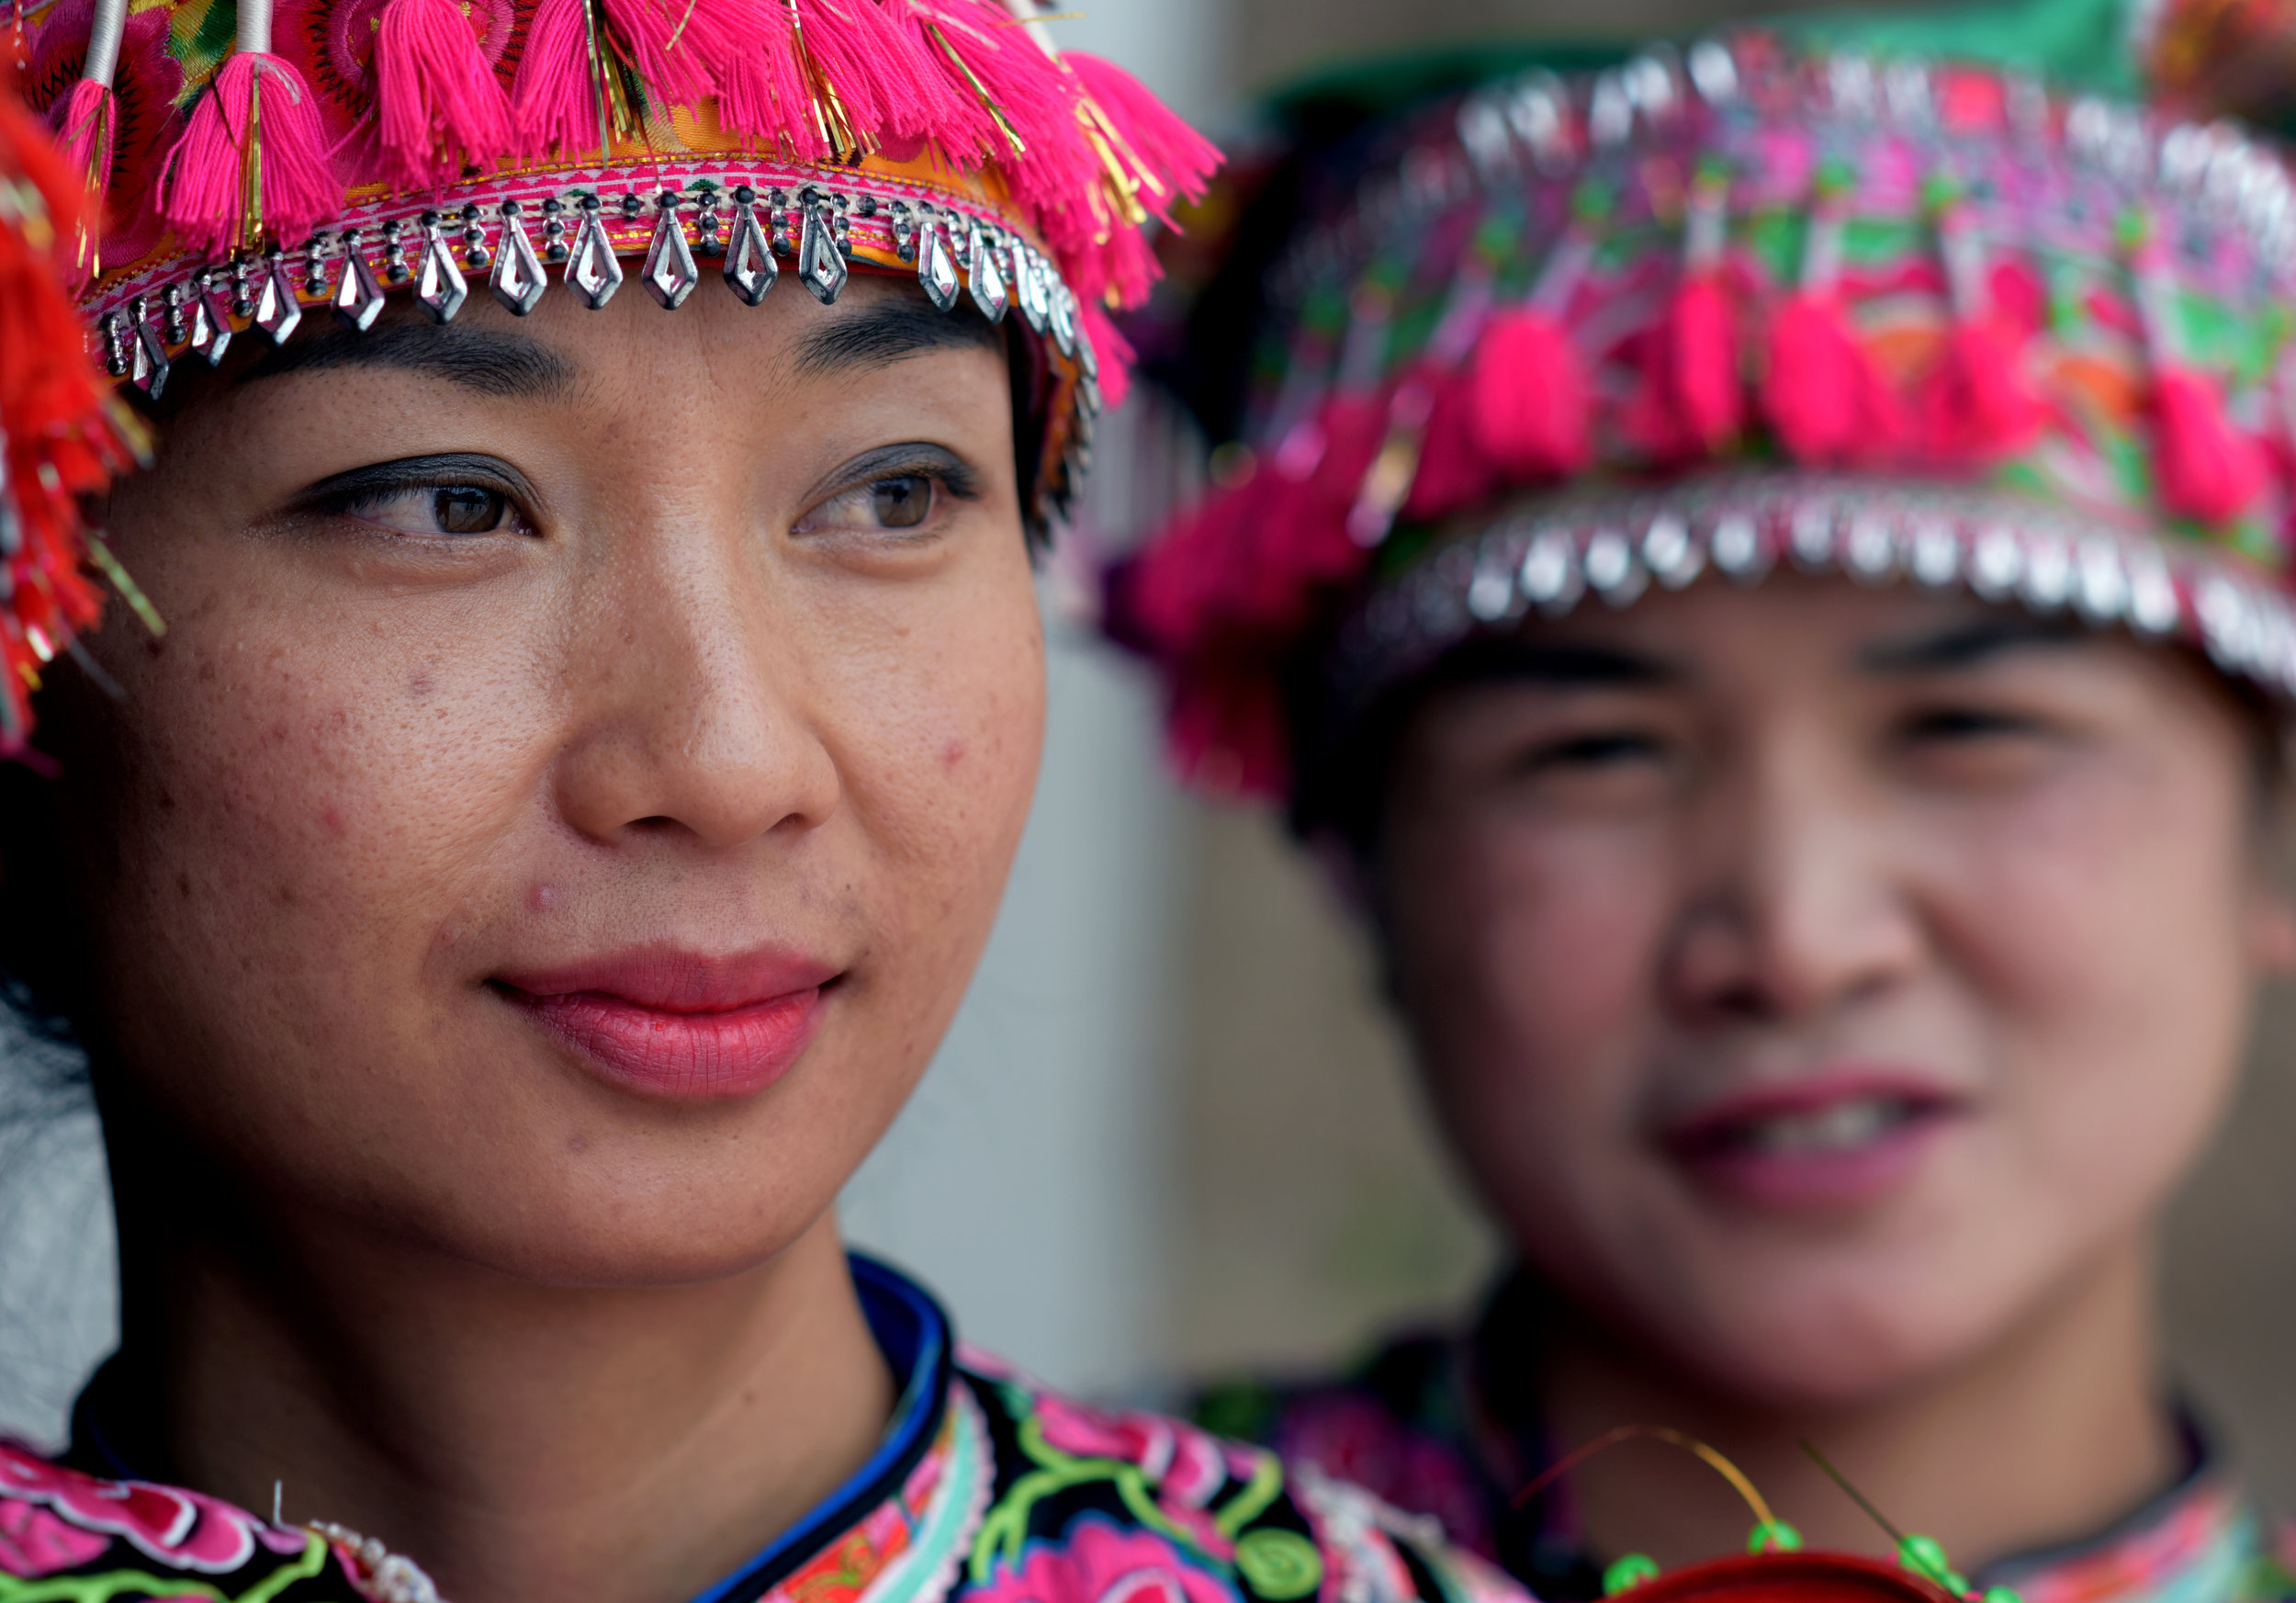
left=173, top=269, right=1003, bottom=413
left=1500, top=578, right=2101, bottom=685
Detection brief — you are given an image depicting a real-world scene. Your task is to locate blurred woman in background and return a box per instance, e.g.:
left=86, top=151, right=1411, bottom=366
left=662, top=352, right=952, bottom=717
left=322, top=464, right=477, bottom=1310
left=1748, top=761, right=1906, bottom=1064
left=1113, top=8, right=2296, bottom=1600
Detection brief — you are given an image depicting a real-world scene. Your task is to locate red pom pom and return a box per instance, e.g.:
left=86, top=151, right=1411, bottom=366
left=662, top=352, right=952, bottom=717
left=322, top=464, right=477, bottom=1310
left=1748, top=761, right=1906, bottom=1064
left=1761, top=292, right=1901, bottom=467
left=1921, top=316, right=2041, bottom=464
left=2154, top=366, right=2268, bottom=524
left=1468, top=308, right=1592, bottom=480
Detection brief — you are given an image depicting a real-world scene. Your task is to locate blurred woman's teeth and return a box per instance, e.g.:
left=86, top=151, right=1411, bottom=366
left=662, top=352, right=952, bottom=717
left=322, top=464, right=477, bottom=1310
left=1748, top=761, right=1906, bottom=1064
left=1743, top=1099, right=1908, bottom=1154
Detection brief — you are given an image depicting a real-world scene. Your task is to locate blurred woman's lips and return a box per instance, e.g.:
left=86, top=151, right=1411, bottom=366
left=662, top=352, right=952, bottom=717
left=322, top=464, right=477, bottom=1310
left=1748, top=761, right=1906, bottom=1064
left=1656, top=1070, right=1969, bottom=1213
left=491, top=948, right=840, bottom=1101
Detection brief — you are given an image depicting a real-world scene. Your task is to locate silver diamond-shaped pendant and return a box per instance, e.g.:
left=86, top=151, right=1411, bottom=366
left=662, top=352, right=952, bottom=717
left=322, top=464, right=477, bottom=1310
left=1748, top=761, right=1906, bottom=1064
left=416, top=224, right=468, bottom=323
left=1012, top=245, right=1047, bottom=333
left=253, top=257, right=302, bottom=344
left=917, top=220, right=960, bottom=312
left=723, top=198, right=778, bottom=305
left=568, top=208, right=624, bottom=310
left=1050, top=283, right=1078, bottom=356
left=490, top=210, right=548, bottom=316
left=129, top=311, right=170, bottom=398
left=333, top=240, right=387, bottom=331
left=191, top=276, right=236, bottom=365
left=642, top=205, right=699, bottom=310
left=799, top=205, right=847, bottom=305
left=966, top=222, right=1008, bottom=322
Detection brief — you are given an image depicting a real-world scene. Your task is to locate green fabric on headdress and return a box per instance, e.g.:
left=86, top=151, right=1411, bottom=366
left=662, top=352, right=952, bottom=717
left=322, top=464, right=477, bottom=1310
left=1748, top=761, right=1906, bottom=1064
left=1780, top=0, right=2141, bottom=97
left=1261, top=0, right=2145, bottom=134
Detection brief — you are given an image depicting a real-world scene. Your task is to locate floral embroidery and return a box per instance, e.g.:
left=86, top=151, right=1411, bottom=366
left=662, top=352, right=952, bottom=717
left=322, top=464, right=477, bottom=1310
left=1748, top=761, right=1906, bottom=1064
left=0, top=1502, right=109, bottom=1579
left=0, top=1263, right=1523, bottom=1603
left=966, top=1518, right=1239, bottom=1603
left=0, top=1444, right=309, bottom=1575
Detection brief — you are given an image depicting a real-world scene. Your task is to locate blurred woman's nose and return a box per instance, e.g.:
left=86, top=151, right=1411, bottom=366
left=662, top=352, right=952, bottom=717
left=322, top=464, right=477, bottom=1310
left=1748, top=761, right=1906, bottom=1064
left=1661, top=723, right=1926, bottom=1029
left=549, top=495, right=842, bottom=852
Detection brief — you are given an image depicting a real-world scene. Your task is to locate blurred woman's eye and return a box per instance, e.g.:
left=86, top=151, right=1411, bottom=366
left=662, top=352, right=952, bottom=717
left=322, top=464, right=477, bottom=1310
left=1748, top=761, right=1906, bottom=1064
left=1893, top=698, right=2067, bottom=786
left=1510, top=728, right=1668, bottom=777
left=1897, top=704, right=2045, bottom=746
left=805, top=474, right=940, bottom=533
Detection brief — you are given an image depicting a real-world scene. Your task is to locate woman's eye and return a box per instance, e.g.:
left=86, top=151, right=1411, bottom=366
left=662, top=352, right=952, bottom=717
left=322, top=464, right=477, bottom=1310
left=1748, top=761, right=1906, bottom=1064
left=807, top=475, right=939, bottom=533
left=1514, top=730, right=1665, bottom=775
left=338, top=484, right=525, bottom=538
left=1900, top=706, right=2038, bottom=744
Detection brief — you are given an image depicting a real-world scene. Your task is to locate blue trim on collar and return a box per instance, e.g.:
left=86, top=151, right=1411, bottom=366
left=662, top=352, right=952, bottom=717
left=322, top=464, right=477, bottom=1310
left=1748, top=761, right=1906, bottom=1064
left=686, top=1254, right=953, bottom=1603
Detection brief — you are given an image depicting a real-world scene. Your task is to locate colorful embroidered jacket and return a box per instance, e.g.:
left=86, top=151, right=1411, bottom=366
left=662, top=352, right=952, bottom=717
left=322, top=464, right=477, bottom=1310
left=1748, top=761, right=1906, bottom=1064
left=0, top=1258, right=1530, bottom=1603
left=1195, top=1273, right=2296, bottom=1603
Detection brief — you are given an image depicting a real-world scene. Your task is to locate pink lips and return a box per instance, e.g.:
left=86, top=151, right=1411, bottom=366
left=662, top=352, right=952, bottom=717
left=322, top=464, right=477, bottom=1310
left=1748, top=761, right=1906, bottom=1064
left=494, top=948, right=838, bottom=1101
left=1658, top=1070, right=1966, bottom=1213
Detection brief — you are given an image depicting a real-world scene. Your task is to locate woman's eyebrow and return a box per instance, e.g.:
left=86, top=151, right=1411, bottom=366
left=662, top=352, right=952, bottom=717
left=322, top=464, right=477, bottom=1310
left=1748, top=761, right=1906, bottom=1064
left=1859, top=615, right=2088, bottom=673
left=234, top=322, right=576, bottom=399
left=1446, top=638, right=1681, bottom=688
left=792, top=299, right=1002, bottom=378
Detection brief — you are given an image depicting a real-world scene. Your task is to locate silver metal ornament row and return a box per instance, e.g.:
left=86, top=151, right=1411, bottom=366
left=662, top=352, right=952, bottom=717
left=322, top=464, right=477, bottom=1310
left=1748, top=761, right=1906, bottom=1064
left=98, top=183, right=1097, bottom=411
left=1324, top=474, right=2296, bottom=716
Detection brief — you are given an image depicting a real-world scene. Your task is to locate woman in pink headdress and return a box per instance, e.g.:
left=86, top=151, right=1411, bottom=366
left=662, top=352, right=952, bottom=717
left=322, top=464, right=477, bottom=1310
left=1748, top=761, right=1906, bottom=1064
left=0, top=8, right=1539, bottom=1603
left=1114, top=17, right=2296, bottom=1603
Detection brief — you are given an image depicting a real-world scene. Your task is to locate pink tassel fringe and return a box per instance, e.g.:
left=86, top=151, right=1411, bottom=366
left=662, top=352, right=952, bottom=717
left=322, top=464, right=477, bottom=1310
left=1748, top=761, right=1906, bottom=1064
left=1403, top=365, right=1498, bottom=518
left=1761, top=292, right=1901, bottom=467
left=375, top=0, right=513, bottom=188
left=1468, top=309, right=1592, bottom=480
left=510, top=0, right=599, bottom=158
left=1631, top=272, right=1739, bottom=461
left=2155, top=367, right=2268, bottom=524
left=1065, top=51, right=1221, bottom=225
left=54, top=79, right=113, bottom=189
left=1922, top=316, right=2040, bottom=464
left=163, top=51, right=343, bottom=257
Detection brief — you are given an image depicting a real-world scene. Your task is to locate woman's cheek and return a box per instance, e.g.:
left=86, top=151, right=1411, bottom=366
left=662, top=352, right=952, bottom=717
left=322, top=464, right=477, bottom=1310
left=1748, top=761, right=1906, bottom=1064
left=1930, top=751, right=2252, bottom=1223
left=1409, top=814, right=1667, bottom=1181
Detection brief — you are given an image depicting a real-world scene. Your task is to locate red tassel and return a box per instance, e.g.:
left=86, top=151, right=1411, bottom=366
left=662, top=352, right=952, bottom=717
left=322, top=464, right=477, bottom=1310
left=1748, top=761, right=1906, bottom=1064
left=1629, top=270, right=1740, bottom=461
left=1467, top=308, right=1592, bottom=480
left=1, top=88, right=142, bottom=745
left=2155, top=367, right=2268, bottom=524
left=1922, top=315, right=2040, bottom=464
left=1761, top=292, right=1901, bottom=467
left=161, top=52, right=343, bottom=255
left=374, top=0, right=513, bottom=188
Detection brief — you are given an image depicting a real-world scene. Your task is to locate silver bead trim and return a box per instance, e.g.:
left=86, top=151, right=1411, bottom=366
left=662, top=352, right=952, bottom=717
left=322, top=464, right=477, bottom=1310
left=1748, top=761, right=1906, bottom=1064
left=1320, top=472, right=2296, bottom=728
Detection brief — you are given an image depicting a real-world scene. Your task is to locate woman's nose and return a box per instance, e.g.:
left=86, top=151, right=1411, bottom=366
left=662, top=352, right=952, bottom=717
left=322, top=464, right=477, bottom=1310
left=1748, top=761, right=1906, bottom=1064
left=1662, top=733, right=1926, bottom=1028
left=549, top=525, right=842, bottom=853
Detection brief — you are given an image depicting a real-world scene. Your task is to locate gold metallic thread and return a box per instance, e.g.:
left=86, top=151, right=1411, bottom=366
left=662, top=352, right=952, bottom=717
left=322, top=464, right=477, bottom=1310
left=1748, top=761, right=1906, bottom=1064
left=82, top=530, right=166, bottom=638
left=925, top=20, right=1024, bottom=157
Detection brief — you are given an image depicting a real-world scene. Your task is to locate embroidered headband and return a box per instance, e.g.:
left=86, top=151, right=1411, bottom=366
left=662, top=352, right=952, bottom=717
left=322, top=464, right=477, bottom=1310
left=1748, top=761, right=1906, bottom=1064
left=1108, top=30, right=2296, bottom=806
left=15, top=0, right=1218, bottom=526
